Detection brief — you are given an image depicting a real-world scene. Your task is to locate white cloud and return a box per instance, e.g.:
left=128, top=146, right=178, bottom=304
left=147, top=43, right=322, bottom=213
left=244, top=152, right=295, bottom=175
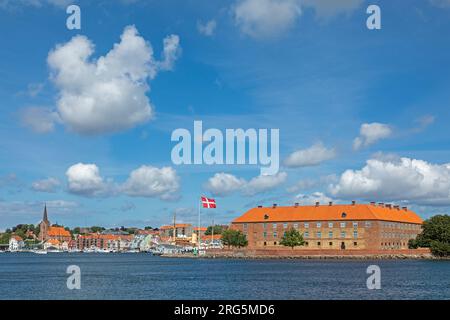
left=233, top=0, right=301, bottom=38
left=294, top=191, right=333, bottom=205
left=244, top=172, right=287, bottom=195
left=197, top=19, right=217, bottom=36
left=31, top=177, right=60, bottom=193
left=122, top=165, right=180, bottom=200
left=284, top=142, right=336, bottom=167
left=204, top=172, right=287, bottom=196
left=19, top=107, right=60, bottom=133
left=66, top=163, right=108, bottom=197
left=65, top=163, right=180, bottom=200
left=232, top=0, right=364, bottom=38
left=47, top=25, right=180, bottom=135
left=204, top=173, right=247, bottom=196
left=330, top=157, right=450, bottom=206
left=353, top=122, right=392, bottom=150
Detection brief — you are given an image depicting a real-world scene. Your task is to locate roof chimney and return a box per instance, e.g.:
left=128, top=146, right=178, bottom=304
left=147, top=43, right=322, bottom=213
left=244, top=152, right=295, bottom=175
left=402, top=206, right=408, bottom=211
left=370, top=201, right=375, bottom=206
left=351, top=200, right=356, bottom=206
left=257, top=205, right=262, bottom=208
left=378, top=202, right=384, bottom=207
left=394, top=205, right=400, bottom=210
left=386, top=204, right=392, bottom=209
left=315, top=202, right=319, bottom=207
left=329, top=201, right=333, bottom=206
left=272, top=203, right=277, bottom=208
left=294, top=202, right=299, bottom=207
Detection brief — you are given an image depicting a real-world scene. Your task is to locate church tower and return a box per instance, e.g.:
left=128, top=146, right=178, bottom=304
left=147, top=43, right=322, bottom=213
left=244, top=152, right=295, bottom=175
left=39, top=204, right=50, bottom=242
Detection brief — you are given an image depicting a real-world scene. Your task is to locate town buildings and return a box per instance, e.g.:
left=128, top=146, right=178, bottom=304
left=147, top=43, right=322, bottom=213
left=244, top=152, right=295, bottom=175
left=231, top=201, right=423, bottom=251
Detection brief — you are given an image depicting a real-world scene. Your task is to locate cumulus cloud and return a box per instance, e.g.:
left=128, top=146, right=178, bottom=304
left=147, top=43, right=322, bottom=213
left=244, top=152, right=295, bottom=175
left=19, top=107, right=60, bottom=133
left=204, top=173, right=246, bottom=197
left=65, top=163, right=180, bottom=200
left=47, top=25, right=180, bottom=135
left=294, top=191, right=333, bottom=205
left=197, top=19, right=217, bottom=36
left=330, top=157, right=450, bottom=206
left=284, top=142, right=336, bottom=167
left=66, top=163, right=109, bottom=197
left=122, top=165, right=180, bottom=200
left=204, top=172, right=287, bottom=196
left=353, top=122, right=392, bottom=150
left=31, top=177, right=60, bottom=193
left=233, top=0, right=301, bottom=38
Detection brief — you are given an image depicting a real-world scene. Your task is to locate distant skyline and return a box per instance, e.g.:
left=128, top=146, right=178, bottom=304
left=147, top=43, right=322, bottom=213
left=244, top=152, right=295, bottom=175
left=1, top=0, right=450, bottom=230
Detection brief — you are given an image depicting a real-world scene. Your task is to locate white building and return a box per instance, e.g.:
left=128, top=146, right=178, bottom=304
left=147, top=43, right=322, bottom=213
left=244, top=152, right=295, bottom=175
left=9, top=235, right=24, bottom=252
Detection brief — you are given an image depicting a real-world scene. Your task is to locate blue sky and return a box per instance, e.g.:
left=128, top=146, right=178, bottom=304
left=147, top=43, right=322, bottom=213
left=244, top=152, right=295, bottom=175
left=1, top=0, right=450, bottom=230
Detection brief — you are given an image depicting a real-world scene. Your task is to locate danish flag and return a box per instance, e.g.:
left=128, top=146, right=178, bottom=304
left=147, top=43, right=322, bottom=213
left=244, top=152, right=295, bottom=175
left=201, top=196, right=216, bottom=208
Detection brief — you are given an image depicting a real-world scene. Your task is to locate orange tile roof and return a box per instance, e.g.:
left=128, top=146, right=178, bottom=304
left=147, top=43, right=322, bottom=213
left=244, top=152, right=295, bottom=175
left=232, top=203, right=423, bottom=224
left=193, top=227, right=207, bottom=231
left=48, top=226, right=71, bottom=237
left=47, top=239, right=60, bottom=245
left=160, top=224, right=191, bottom=230
left=11, top=235, right=23, bottom=241
left=201, top=234, right=222, bottom=240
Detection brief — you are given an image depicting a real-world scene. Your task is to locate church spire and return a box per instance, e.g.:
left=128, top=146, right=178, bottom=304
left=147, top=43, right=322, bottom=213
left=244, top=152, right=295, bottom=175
left=43, top=203, right=49, bottom=223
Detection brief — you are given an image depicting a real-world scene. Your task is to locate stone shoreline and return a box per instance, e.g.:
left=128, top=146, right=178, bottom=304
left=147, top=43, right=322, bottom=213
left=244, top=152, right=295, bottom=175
left=161, top=252, right=445, bottom=260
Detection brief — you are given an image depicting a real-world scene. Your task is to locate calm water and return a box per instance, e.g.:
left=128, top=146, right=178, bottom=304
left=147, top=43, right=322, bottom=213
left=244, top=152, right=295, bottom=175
left=0, top=253, right=449, bottom=300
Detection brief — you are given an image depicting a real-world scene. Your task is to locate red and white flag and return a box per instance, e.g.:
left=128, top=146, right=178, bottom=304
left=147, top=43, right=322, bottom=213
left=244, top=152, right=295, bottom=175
left=201, top=196, right=216, bottom=208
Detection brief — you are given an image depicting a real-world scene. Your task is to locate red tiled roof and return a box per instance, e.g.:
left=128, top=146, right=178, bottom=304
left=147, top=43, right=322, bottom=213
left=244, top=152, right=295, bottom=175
left=232, top=203, right=423, bottom=224
left=48, top=226, right=71, bottom=237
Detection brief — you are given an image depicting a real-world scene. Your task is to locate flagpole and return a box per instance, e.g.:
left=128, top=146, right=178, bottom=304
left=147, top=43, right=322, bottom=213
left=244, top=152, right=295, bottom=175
left=198, top=196, right=201, bottom=254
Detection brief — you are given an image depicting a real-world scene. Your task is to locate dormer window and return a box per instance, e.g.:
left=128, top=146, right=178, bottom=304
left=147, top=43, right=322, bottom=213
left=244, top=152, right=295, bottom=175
left=341, top=212, right=347, bottom=218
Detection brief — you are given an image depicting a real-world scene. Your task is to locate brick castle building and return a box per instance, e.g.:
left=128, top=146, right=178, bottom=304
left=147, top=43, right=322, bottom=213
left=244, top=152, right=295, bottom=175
left=231, top=201, right=423, bottom=251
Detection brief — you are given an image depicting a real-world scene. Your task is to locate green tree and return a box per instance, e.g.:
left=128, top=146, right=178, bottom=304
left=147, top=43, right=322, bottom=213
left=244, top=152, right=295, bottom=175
left=205, top=225, right=224, bottom=236
left=409, top=215, right=450, bottom=257
left=91, top=226, right=105, bottom=233
left=280, top=228, right=305, bottom=249
left=221, top=229, right=248, bottom=248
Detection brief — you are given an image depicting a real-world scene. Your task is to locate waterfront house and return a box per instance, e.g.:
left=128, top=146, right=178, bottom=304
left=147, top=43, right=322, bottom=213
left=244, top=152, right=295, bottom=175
left=231, top=201, right=423, bottom=252
left=8, top=235, right=24, bottom=252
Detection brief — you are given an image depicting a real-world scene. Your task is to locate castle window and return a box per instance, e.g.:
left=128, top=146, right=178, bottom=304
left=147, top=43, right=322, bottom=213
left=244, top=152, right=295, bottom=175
left=353, top=231, right=358, bottom=239
left=304, top=223, right=309, bottom=228
left=316, top=222, right=322, bottom=228
left=328, top=231, right=333, bottom=238
left=341, top=212, right=347, bottom=218
left=272, top=223, right=277, bottom=229
left=317, top=242, right=321, bottom=246
left=316, top=231, right=322, bottom=238
left=353, top=222, right=358, bottom=228
left=328, top=222, right=333, bottom=228
left=273, top=232, right=277, bottom=238
left=304, top=231, right=309, bottom=238
left=341, top=231, right=346, bottom=238
left=283, top=223, right=288, bottom=229
left=293, top=223, right=298, bottom=229
left=329, top=242, right=333, bottom=246
left=340, top=222, right=346, bottom=228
